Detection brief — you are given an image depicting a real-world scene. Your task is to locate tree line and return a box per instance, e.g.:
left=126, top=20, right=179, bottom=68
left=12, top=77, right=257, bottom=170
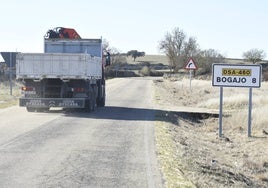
left=103, top=27, right=266, bottom=75
left=159, top=27, right=266, bottom=74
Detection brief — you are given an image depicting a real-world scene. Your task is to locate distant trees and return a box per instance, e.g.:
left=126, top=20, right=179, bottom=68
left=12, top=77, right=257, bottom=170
left=159, top=27, right=199, bottom=72
left=102, top=39, right=110, bottom=54
left=127, top=50, right=145, bottom=61
left=242, top=48, right=266, bottom=64
left=159, top=27, right=184, bottom=72
left=159, top=27, right=224, bottom=74
left=196, top=49, right=224, bottom=75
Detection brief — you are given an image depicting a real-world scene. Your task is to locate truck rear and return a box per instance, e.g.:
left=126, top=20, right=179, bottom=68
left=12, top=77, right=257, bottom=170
left=16, top=33, right=109, bottom=112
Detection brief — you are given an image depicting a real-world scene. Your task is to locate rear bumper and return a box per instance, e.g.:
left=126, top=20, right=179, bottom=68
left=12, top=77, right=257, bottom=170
left=19, top=98, right=85, bottom=108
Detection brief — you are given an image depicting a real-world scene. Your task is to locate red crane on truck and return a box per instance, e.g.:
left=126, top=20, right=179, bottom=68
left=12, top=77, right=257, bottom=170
left=45, top=27, right=81, bottom=39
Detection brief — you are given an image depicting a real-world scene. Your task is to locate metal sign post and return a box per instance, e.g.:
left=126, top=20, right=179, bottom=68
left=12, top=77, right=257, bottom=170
left=212, top=64, right=262, bottom=137
left=9, top=52, right=13, bottom=95
left=219, top=87, right=223, bottom=137
left=248, top=88, right=253, bottom=137
left=189, top=70, right=193, bottom=91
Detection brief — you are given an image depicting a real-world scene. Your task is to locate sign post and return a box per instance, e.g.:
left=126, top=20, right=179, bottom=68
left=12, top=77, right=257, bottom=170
left=219, top=86, right=223, bottom=137
left=9, top=53, right=12, bottom=95
left=184, top=58, right=198, bottom=91
left=248, top=87, right=253, bottom=137
left=212, top=64, right=262, bottom=137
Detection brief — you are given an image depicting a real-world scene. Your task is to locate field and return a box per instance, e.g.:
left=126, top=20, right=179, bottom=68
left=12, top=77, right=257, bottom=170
left=154, top=76, right=268, bottom=187
left=126, top=55, right=170, bottom=65
left=1, top=55, right=267, bottom=187
left=127, top=55, right=267, bottom=65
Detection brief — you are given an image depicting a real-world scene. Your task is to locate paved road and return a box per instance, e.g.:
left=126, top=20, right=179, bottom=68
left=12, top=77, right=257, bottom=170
left=0, top=77, right=163, bottom=187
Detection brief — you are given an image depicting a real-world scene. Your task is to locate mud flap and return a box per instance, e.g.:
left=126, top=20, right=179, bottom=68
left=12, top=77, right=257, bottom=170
left=19, top=98, right=85, bottom=108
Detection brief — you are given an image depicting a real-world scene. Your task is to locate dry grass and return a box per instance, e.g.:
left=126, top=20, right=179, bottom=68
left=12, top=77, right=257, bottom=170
left=126, top=55, right=169, bottom=65
left=173, top=78, right=268, bottom=133
left=154, top=76, right=268, bottom=187
left=155, top=120, right=195, bottom=187
left=0, top=82, right=20, bottom=108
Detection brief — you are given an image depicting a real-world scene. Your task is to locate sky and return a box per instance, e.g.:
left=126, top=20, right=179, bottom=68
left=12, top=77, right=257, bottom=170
left=0, top=0, right=267, bottom=59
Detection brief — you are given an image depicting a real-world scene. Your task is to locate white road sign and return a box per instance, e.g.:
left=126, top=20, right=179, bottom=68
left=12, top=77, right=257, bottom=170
left=212, top=64, right=262, bottom=88
left=185, top=58, right=197, bottom=70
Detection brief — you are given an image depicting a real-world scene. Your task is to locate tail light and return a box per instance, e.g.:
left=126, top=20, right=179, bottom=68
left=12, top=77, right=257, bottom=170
left=22, top=86, right=35, bottom=91
left=21, top=86, right=36, bottom=95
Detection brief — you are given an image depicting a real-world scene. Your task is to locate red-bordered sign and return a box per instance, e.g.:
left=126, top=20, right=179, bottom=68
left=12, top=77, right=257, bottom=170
left=184, top=58, right=197, bottom=70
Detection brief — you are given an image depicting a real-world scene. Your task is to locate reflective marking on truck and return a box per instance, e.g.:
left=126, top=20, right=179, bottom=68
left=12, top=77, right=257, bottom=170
left=48, top=101, right=56, bottom=107
left=59, top=100, right=80, bottom=107
left=22, top=91, right=36, bottom=95
left=26, top=100, right=46, bottom=107
left=20, top=98, right=85, bottom=108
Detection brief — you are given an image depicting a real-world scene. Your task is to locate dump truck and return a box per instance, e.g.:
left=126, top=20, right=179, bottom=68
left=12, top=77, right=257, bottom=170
left=16, top=28, right=110, bottom=112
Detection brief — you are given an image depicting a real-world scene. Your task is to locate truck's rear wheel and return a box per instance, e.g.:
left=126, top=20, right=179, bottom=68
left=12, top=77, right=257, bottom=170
left=99, top=95, right=105, bottom=107
left=97, top=88, right=105, bottom=107
left=90, top=98, right=96, bottom=112
left=85, top=92, right=96, bottom=112
left=85, top=99, right=95, bottom=112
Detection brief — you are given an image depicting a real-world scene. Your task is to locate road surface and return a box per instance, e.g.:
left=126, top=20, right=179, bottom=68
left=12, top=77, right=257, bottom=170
left=0, top=77, right=163, bottom=187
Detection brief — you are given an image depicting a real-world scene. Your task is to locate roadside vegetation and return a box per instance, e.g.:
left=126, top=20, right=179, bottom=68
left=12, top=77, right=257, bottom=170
left=0, top=55, right=268, bottom=187
left=154, top=76, right=268, bottom=187
left=0, top=81, right=20, bottom=109
left=1, top=24, right=267, bottom=187
left=1, top=31, right=268, bottom=186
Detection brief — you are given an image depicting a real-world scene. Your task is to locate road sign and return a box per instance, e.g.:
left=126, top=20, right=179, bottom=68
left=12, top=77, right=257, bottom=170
left=184, top=58, right=197, bottom=70
left=0, top=52, right=18, bottom=67
left=212, top=64, right=262, bottom=88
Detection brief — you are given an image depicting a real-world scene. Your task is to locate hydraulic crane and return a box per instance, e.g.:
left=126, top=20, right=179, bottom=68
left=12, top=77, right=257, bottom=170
left=45, top=27, right=81, bottom=39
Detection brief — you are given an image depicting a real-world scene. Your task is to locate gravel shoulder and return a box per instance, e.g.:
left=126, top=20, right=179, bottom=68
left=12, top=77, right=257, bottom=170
left=153, top=77, right=268, bottom=188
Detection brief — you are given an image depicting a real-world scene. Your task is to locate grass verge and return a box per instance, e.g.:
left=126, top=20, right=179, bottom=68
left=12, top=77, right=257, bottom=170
left=154, top=84, right=196, bottom=187
left=0, top=82, right=20, bottom=109
left=153, top=77, right=268, bottom=187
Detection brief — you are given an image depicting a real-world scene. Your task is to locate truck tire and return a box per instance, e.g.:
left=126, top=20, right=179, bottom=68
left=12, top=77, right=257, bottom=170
left=99, top=95, right=105, bottom=107
left=87, top=101, right=93, bottom=112
left=92, top=85, right=97, bottom=111
left=85, top=90, right=96, bottom=112
left=86, top=99, right=95, bottom=112
left=97, top=96, right=105, bottom=107
left=97, top=87, right=105, bottom=107
left=91, top=95, right=96, bottom=111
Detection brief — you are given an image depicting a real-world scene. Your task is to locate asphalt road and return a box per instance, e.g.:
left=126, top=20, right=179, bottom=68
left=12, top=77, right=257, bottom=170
left=0, top=77, right=163, bottom=188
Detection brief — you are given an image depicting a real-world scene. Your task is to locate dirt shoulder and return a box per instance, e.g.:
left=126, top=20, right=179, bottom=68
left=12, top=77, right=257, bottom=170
left=153, top=77, right=268, bottom=188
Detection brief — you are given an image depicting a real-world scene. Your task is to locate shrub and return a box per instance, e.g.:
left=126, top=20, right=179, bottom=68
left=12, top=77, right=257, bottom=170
left=150, top=69, right=164, bottom=77
left=262, top=69, right=268, bottom=81
left=139, top=66, right=150, bottom=76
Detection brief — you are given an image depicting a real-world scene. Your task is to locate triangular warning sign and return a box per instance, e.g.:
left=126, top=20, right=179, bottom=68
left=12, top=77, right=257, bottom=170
left=184, top=58, right=197, bottom=70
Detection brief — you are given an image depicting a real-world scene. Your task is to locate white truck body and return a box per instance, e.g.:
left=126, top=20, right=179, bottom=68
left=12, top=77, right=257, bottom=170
left=44, top=39, right=102, bottom=57
left=16, top=36, right=109, bottom=111
left=16, top=53, right=102, bottom=80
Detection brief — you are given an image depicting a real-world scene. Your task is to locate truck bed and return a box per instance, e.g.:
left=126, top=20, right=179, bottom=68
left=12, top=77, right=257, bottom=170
left=16, top=53, right=102, bottom=80
left=44, top=38, right=102, bottom=57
